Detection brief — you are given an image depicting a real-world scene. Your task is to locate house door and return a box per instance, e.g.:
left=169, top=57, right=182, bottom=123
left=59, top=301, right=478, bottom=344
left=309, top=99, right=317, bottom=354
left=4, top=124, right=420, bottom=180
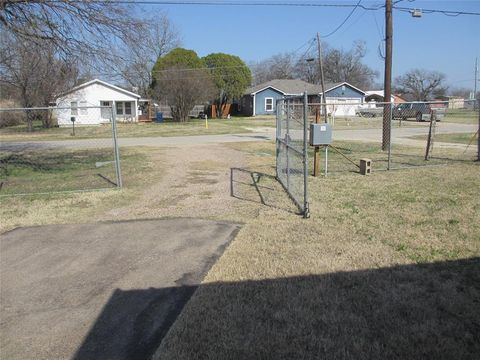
left=100, top=101, right=112, bottom=121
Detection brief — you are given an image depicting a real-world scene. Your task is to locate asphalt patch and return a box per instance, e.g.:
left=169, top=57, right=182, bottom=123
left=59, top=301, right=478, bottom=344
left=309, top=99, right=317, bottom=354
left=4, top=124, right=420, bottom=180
left=0, top=218, right=241, bottom=360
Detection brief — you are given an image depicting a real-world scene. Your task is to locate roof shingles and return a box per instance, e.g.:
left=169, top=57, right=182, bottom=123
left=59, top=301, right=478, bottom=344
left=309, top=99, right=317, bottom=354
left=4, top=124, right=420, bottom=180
left=245, top=79, right=344, bottom=96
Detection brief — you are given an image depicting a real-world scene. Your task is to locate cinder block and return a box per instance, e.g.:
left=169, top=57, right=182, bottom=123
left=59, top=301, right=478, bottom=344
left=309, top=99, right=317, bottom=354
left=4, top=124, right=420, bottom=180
left=360, top=158, right=372, bottom=175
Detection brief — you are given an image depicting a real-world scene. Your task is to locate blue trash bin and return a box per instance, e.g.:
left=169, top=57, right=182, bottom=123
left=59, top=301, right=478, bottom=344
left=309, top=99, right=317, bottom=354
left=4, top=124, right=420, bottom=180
left=155, top=112, right=163, bottom=123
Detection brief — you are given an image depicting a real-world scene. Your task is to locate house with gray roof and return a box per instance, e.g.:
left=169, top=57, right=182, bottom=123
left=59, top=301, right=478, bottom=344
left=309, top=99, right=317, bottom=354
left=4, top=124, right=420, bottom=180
left=239, top=79, right=366, bottom=116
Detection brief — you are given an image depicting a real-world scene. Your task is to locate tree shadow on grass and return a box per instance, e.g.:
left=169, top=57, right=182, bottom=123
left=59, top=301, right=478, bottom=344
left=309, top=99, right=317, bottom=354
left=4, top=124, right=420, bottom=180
left=75, top=257, right=480, bottom=360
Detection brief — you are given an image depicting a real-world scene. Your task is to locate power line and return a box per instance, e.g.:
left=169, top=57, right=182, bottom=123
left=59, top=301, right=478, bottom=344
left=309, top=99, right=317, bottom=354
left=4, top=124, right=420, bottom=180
left=65, top=1, right=384, bottom=10
left=393, top=6, right=480, bottom=17
left=323, top=0, right=363, bottom=38
left=292, top=37, right=316, bottom=56
left=66, top=1, right=480, bottom=16
left=297, top=37, right=316, bottom=61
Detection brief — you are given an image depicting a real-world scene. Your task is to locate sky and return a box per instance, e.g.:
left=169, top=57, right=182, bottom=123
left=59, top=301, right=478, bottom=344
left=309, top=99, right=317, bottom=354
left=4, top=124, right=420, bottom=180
left=141, top=0, right=480, bottom=90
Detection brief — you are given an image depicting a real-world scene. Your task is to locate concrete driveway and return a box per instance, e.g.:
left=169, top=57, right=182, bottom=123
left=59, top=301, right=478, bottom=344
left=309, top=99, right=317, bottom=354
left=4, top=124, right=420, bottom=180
left=0, top=218, right=241, bottom=360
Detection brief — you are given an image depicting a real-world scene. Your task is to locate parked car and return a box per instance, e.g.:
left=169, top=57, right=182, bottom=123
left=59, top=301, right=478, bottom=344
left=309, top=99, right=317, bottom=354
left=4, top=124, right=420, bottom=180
left=356, top=107, right=383, bottom=117
left=392, top=102, right=438, bottom=122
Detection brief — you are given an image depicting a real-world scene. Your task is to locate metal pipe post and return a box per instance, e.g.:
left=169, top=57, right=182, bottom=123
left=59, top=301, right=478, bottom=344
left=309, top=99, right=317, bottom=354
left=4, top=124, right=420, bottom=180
left=383, top=0, right=393, bottom=151
left=325, top=146, right=328, bottom=176
left=275, top=100, right=281, bottom=178
left=477, top=98, right=480, bottom=161
left=111, top=105, right=123, bottom=188
left=303, top=92, right=310, bottom=218
left=387, top=102, right=392, bottom=170
left=286, top=100, right=290, bottom=190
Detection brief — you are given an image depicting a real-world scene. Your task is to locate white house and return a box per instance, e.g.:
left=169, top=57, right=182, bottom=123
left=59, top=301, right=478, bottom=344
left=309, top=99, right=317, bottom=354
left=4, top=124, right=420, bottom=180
left=55, top=79, right=141, bottom=126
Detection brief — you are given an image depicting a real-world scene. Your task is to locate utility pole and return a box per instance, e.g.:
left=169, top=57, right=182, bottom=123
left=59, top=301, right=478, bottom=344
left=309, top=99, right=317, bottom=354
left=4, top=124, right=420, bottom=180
left=382, top=0, right=393, bottom=151
left=316, top=32, right=327, bottom=123
left=315, top=32, right=329, bottom=176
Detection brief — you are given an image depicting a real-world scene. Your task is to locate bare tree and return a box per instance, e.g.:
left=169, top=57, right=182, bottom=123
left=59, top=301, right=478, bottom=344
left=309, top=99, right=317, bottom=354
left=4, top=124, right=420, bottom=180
left=250, top=41, right=377, bottom=89
left=112, top=13, right=181, bottom=97
left=394, top=69, right=447, bottom=100
left=0, top=0, right=144, bottom=61
left=449, top=88, right=471, bottom=99
left=296, top=41, right=378, bottom=89
left=324, top=41, right=378, bottom=89
left=0, top=34, right=79, bottom=131
left=250, top=52, right=297, bottom=85
left=153, top=67, right=215, bottom=122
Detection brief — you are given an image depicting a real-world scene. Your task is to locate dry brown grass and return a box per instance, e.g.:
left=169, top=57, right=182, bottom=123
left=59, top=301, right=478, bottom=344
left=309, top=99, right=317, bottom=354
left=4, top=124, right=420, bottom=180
left=1, top=139, right=479, bottom=358
left=153, top=141, right=480, bottom=359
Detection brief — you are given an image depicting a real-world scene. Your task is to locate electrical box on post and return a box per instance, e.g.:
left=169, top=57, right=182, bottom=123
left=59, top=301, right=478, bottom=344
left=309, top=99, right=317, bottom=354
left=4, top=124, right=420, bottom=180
left=309, top=123, right=332, bottom=146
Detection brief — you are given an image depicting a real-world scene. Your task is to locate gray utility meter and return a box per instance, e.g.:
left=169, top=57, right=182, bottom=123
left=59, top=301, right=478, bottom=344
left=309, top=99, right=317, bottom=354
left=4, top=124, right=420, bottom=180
left=309, top=123, right=332, bottom=146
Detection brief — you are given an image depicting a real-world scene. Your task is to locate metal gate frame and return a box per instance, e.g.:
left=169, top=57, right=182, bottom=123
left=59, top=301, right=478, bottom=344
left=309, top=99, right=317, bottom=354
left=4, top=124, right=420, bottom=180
left=275, top=92, right=309, bottom=218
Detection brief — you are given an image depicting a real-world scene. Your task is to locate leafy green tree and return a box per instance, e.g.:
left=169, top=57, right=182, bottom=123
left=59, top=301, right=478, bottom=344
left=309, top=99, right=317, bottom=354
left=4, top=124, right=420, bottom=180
left=152, top=48, right=214, bottom=122
left=152, top=48, right=204, bottom=74
left=203, top=53, right=251, bottom=118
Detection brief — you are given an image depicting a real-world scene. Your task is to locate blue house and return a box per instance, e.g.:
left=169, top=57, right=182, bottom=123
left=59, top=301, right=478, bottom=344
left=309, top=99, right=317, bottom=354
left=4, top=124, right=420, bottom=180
left=239, top=79, right=365, bottom=116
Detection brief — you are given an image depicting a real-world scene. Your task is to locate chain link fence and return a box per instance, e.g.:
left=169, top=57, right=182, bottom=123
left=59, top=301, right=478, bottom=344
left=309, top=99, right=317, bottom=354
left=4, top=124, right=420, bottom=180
left=276, top=94, right=309, bottom=217
left=0, top=105, right=122, bottom=195
left=304, top=98, right=479, bottom=175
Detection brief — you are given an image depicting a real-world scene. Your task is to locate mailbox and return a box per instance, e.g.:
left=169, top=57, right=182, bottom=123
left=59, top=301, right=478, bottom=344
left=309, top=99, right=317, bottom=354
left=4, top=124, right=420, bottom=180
left=309, top=123, right=332, bottom=146
left=70, top=116, right=76, bottom=123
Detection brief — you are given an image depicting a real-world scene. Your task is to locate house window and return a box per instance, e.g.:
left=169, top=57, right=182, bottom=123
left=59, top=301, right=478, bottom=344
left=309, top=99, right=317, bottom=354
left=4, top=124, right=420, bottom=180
left=116, top=102, right=123, bottom=115
left=265, top=97, right=274, bottom=112
left=101, top=101, right=111, bottom=107
left=125, top=102, right=132, bottom=115
left=80, top=101, right=88, bottom=115
left=71, top=101, right=78, bottom=116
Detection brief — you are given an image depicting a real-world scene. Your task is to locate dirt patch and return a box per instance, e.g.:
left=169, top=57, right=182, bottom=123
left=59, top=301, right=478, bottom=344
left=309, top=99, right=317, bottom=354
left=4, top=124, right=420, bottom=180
left=103, top=144, right=269, bottom=223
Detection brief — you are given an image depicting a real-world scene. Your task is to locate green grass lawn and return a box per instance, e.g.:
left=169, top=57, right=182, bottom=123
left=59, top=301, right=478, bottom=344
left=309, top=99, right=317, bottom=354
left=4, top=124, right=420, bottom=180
left=409, top=132, right=478, bottom=145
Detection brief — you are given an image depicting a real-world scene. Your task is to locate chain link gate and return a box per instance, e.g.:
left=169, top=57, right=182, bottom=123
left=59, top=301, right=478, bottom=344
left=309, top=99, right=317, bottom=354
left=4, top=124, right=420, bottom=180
left=276, top=93, right=309, bottom=218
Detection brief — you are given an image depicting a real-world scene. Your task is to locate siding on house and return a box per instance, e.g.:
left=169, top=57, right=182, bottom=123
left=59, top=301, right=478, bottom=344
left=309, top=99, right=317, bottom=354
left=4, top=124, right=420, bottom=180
left=325, top=85, right=363, bottom=99
left=241, top=79, right=366, bottom=117
left=254, top=88, right=284, bottom=116
left=324, top=84, right=365, bottom=116
left=55, top=80, right=140, bottom=126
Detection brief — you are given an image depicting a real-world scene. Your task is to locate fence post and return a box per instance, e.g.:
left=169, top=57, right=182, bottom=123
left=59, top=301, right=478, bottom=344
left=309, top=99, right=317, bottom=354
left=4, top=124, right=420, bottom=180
left=110, top=105, right=123, bottom=188
left=286, top=100, right=290, bottom=190
left=425, top=110, right=436, bottom=161
left=276, top=99, right=282, bottom=179
left=477, top=98, right=480, bottom=162
left=313, top=108, right=320, bottom=177
left=303, top=92, right=310, bottom=218
left=387, top=102, right=393, bottom=170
